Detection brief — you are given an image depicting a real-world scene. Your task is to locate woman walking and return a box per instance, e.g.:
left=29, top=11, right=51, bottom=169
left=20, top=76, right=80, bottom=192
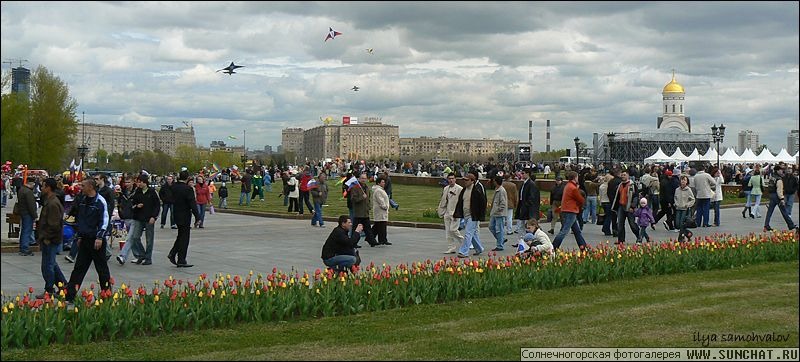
left=747, top=168, right=763, bottom=218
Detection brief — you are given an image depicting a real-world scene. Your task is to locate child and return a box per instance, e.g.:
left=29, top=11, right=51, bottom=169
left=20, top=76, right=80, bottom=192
left=516, top=219, right=554, bottom=257
left=633, top=197, right=654, bottom=244
left=218, top=182, right=229, bottom=209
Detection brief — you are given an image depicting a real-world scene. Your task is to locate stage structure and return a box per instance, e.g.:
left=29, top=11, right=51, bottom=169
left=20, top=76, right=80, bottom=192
left=594, top=129, right=711, bottom=164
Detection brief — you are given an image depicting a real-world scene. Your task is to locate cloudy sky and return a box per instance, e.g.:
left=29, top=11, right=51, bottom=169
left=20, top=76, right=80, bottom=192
left=2, top=1, right=798, bottom=153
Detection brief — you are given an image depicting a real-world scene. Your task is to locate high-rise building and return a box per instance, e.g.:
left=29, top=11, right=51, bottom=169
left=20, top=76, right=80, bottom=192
left=788, top=129, right=799, bottom=155
left=10, top=66, right=31, bottom=97
left=399, top=136, right=520, bottom=161
left=281, top=128, right=304, bottom=157
left=738, top=130, right=760, bottom=153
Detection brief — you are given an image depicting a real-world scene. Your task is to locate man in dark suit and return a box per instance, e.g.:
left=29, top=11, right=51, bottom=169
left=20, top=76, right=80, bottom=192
left=515, top=169, right=540, bottom=233
left=168, top=171, right=200, bottom=267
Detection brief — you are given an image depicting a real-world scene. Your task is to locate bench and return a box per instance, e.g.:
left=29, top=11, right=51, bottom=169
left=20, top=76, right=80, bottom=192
left=6, top=212, right=20, bottom=238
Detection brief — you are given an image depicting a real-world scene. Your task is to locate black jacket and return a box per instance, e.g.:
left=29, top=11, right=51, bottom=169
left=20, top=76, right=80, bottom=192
left=453, top=184, right=487, bottom=221
left=218, top=185, right=229, bottom=198
left=172, top=181, right=200, bottom=226
left=117, top=189, right=135, bottom=220
left=551, top=182, right=565, bottom=205
left=321, top=226, right=359, bottom=260
left=516, top=178, right=540, bottom=220
left=98, top=185, right=115, bottom=219
left=132, top=186, right=161, bottom=222
left=159, top=182, right=175, bottom=204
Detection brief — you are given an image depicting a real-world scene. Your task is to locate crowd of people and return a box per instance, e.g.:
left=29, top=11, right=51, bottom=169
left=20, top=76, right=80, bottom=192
left=2, top=156, right=798, bottom=297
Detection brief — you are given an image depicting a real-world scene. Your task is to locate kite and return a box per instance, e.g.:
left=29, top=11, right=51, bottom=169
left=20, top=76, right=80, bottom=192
left=325, top=27, right=342, bottom=42
left=217, top=62, right=244, bottom=75
left=366, top=48, right=373, bottom=55
left=351, top=86, right=359, bottom=91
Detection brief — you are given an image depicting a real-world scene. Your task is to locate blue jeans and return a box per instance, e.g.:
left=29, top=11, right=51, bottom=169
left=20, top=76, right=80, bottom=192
left=582, top=196, right=598, bottom=224
left=552, top=212, right=587, bottom=250
left=20, top=214, right=34, bottom=253
left=197, top=204, right=206, bottom=226
left=323, top=255, right=357, bottom=271
left=41, top=242, right=67, bottom=293
left=458, top=218, right=484, bottom=255
left=786, top=194, right=795, bottom=221
left=239, top=192, right=250, bottom=206
left=488, top=215, right=505, bottom=249
left=312, top=202, right=324, bottom=226
left=120, top=220, right=146, bottom=262
left=1, top=189, right=6, bottom=206
left=160, top=203, right=175, bottom=227
left=764, top=193, right=796, bottom=230
left=675, top=209, right=689, bottom=230
left=694, top=198, right=711, bottom=227
left=711, top=200, right=721, bottom=226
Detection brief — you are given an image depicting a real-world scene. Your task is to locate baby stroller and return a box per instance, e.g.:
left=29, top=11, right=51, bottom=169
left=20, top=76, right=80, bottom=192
left=111, top=219, right=128, bottom=242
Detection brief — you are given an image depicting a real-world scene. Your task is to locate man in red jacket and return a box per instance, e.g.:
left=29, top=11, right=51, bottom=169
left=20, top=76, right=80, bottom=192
left=552, top=171, right=587, bottom=250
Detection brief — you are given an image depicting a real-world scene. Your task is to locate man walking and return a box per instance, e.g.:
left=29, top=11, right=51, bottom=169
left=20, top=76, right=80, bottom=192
left=515, top=169, right=540, bottom=234
left=489, top=175, right=508, bottom=251
left=438, top=173, right=464, bottom=254
left=159, top=175, right=176, bottom=229
left=552, top=171, right=588, bottom=250
left=168, top=171, right=200, bottom=267
left=94, top=173, right=115, bottom=260
left=350, top=173, right=378, bottom=247
left=455, top=172, right=486, bottom=257
left=693, top=164, right=716, bottom=228
left=239, top=169, right=252, bottom=206
left=502, top=172, right=518, bottom=235
left=310, top=173, right=329, bottom=227
left=36, top=178, right=67, bottom=298
left=65, top=177, right=112, bottom=303
left=763, top=165, right=797, bottom=232
left=14, top=177, right=37, bottom=256
left=611, top=170, right=640, bottom=245
left=117, top=174, right=160, bottom=265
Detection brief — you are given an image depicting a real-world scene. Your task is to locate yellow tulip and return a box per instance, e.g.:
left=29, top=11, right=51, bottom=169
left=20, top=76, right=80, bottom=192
left=198, top=291, right=204, bottom=298
left=154, top=295, right=160, bottom=302
left=94, top=300, right=100, bottom=307
left=221, top=290, right=226, bottom=297
left=2, top=307, right=7, bottom=314
left=74, top=307, right=79, bottom=313
left=113, top=292, right=119, bottom=300
left=256, top=289, right=261, bottom=296
left=57, top=301, right=63, bottom=308
left=8, top=302, right=14, bottom=310
left=57, top=281, right=63, bottom=288
left=211, top=289, right=216, bottom=296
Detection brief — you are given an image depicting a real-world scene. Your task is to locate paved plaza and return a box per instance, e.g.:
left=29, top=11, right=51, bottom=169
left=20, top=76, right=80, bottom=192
left=1, top=198, right=797, bottom=297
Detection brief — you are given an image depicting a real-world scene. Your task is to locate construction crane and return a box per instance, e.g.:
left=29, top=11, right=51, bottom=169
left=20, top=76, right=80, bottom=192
left=2, top=58, right=29, bottom=68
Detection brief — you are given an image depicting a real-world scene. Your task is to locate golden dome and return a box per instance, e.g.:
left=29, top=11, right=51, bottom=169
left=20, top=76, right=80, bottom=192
left=663, top=71, right=684, bottom=93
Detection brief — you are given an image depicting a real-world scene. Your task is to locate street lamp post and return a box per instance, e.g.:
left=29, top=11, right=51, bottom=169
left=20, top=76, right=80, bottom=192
left=710, top=123, right=726, bottom=170
left=573, top=137, right=580, bottom=166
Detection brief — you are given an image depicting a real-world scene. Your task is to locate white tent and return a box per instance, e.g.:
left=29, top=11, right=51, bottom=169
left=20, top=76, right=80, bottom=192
left=739, top=148, right=759, bottom=163
left=686, top=148, right=702, bottom=161
left=644, top=147, right=673, bottom=163
left=701, top=148, right=718, bottom=162
left=669, top=148, right=688, bottom=161
left=756, top=148, right=777, bottom=163
left=775, top=148, right=796, bottom=164
left=719, top=148, right=742, bottom=163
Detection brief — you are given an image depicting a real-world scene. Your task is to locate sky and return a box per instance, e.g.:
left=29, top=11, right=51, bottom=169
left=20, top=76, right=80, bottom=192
left=1, top=1, right=798, bottom=153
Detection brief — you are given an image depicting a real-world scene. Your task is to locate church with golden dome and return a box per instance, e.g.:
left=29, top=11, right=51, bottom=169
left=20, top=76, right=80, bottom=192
left=657, top=70, right=691, bottom=132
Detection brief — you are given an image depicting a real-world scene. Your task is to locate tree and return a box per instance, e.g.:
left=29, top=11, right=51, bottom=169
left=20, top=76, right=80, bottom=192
left=1, top=66, right=78, bottom=172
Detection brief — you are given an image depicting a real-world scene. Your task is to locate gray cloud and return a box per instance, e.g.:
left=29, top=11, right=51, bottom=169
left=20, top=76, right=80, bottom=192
left=2, top=1, right=798, bottom=153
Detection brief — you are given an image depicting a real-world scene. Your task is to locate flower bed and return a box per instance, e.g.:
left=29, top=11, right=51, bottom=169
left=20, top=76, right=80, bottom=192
left=2, top=231, right=797, bottom=349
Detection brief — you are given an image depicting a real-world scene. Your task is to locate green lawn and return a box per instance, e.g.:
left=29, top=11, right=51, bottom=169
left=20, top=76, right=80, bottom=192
left=5, top=261, right=796, bottom=360
left=217, top=182, right=551, bottom=223
left=215, top=181, right=745, bottom=223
